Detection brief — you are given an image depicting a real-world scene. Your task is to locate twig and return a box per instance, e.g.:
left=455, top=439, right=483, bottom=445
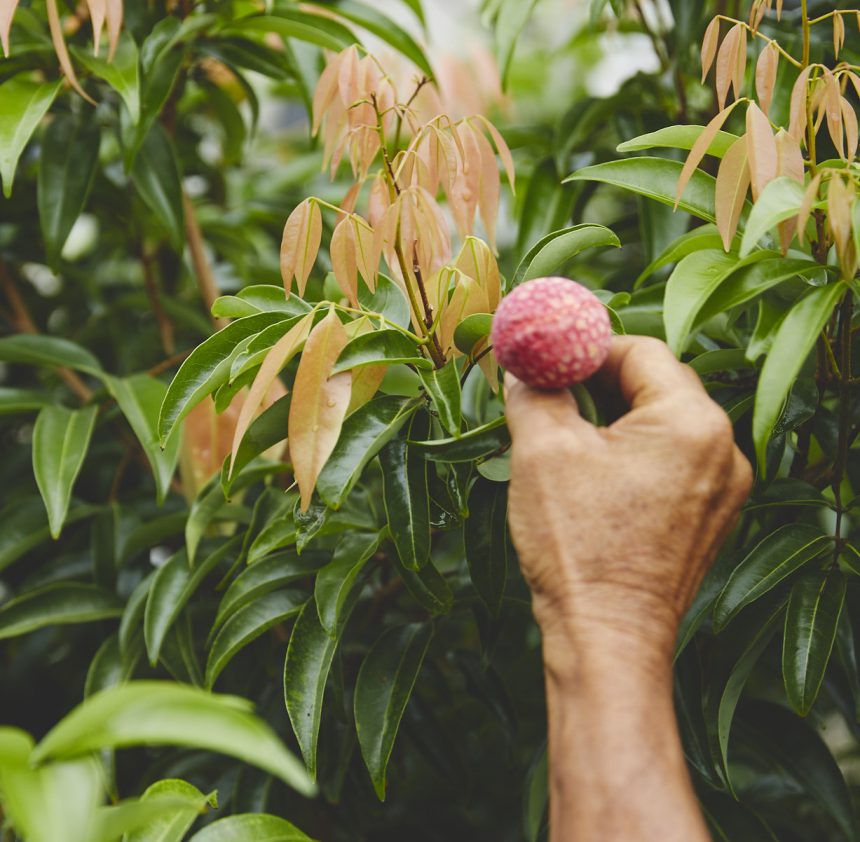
left=0, top=264, right=94, bottom=402
left=183, top=191, right=228, bottom=330
left=140, top=247, right=175, bottom=354
left=147, top=349, right=192, bottom=377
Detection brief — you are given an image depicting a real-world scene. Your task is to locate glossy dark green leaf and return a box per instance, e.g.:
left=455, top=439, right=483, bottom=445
left=106, top=375, right=181, bottom=505
left=32, top=681, right=315, bottom=796
left=32, top=405, right=98, bottom=539
left=465, top=477, right=508, bottom=615
left=159, top=313, right=289, bottom=443
left=247, top=506, right=297, bottom=565
left=617, top=125, right=738, bottom=157
left=566, top=157, right=718, bottom=223
left=700, top=790, right=778, bottom=842
left=314, top=531, right=380, bottom=635
left=753, top=283, right=845, bottom=469
left=835, top=612, right=860, bottom=720
left=735, top=701, right=857, bottom=840
left=783, top=569, right=846, bottom=716
left=189, top=813, right=315, bottom=842
left=284, top=594, right=358, bottom=780
left=740, top=176, right=807, bottom=257
left=418, top=361, right=461, bottom=437
left=713, top=524, right=830, bottom=630
left=359, top=274, right=410, bottom=329
left=411, top=415, right=509, bottom=463
left=323, top=1, right=432, bottom=77
left=186, top=481, right=231, bottom=566
left=227, top=11, right=356, bottom=51
left=200, top=36, right=294, bottom=80
left=295, top=500, right=330, bottom=553
left=0, top=334, right=104, bottom=377
left=0, top=583, right=122, bottom=640
left=0, top=78, right=62, bottom=198
left=212, top=285, right=312, bottom=319
left=85, top=634, right=126, bottom=699
left=453, top=313, right=493, bottom=356
left=512, top=224, right=620, bottom=286
left=124, top=779, right=216, bottom=842
left=746, top=478, right=828, bottom=510
left=634, top=224, right=724, bottom=288
left=206, top=590, right=306, bottom=688
left=73, top=35, right=140, bottom=121
left=0, top=387, right=52, bottom=415
left=315, top=395, right=418, bottom=509
left=355, top=623, right=433, bottom=800
left=395, top=557, right=454, bottom=615
left=516, top=157, right=574, bottom=255
left=212, top=550, right=326, bottom=633
left=331, top=329, right=430, bottom=374
left=144, top=539, right=239, bottom=665
left=381, top=413, right=430, bottom=571
left=131, top=124, right=184, bottom=248
left=523, top=743, right=548, bottom=842
left=37, top=113, right=100, bottom=267
left=716, top=602, right=784, bottom=789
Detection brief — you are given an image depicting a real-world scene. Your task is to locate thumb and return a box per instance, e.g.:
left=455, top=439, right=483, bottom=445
left=504, top=373, right=600, bottom=445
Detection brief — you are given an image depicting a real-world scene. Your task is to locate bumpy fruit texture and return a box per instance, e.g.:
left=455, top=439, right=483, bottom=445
left=491, top=277, right=612, bottom=390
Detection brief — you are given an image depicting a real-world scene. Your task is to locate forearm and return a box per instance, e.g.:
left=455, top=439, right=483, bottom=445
left=542, top=636, right=709, bottom=842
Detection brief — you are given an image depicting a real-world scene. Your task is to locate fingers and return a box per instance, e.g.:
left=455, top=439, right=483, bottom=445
left=597, top=335, right=705, bottom=410
left=504, top=373, right=601, bottom=447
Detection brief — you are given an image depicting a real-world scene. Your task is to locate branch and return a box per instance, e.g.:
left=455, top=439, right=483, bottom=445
left=141, top=247, right=175, bottom=355
left=183, top=191, right=228, bottom=331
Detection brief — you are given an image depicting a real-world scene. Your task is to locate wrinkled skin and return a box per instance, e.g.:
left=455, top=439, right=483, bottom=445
left=505, top=335, right=752, bottom=842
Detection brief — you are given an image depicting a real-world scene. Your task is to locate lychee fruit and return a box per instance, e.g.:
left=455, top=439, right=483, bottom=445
left=491, top=276, right=612, bottom=390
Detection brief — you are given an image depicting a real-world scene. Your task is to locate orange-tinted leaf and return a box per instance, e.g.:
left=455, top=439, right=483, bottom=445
left=834, top=13, right=846, bottom=57
left=823, top=69, right=845, bottom=159
left=478, top=347, right=499, bottom=393
left=746, top=101, right=778, bottom=200
left=344, top=320, right=385, bottom=414
left=339, top=180, right=362, bottom=219
left=473, top=125, right=501, bottom=249
left=715, top=136, right=750, bottom=251
left=46, top=0, right=94, bottom=103
left=352, top=216, right=377, bottom=292
left=229, top=311, right=315, bottom=473
left=280, top=199, right=322, bottom=296
left=337, top=45, right=360, bottom=110
left=716, top=24, right=741, bottom=109
left=755, top=42, right=778, bottom=116
left=105, top=0, right=121, bottom=60
left=472, top=114, right=515, bottom=193
left=733, top=26, right=747, bottom=101
left=288, top=308, right=351, bottom=511
left=789, top=66, right=814, bottom=142
left=330, top=216, right=359, bottom=306
left=368, top=173, right=391, bottom=228
left=828, top=176, right=854, bottom=268
left=676, top=102, right=740, bottom=207
left=313, top=50, right=344, bottom=136
left=796, top=172, right=822, bottom=245
left=841, top=97, right=858, bottom=160
left=701, top=17, right=720, bottom=82
left=775, top=130, right=804, bottom=252
left=439, top=275, right=490, bottom=355
left=86, top=0, right=106, bottom=54
left=413, top=187, right=451, bottom=278
left=455, top=237, right=501, bottom=312
left=1, top=0, right=20, bottom=56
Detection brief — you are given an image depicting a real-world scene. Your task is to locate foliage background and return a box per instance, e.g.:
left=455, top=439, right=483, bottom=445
left=2, top=0, right=860, bottom=840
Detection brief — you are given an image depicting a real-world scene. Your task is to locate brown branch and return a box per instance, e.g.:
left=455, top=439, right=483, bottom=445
left=183, top=191, right=228, bottom=331
left=0, top=264, right=94, bottom=402
left=411, top=246, right=446, bottom=367
left=140, top=248, right=175, bottom=355
left=147, top=349, right=191, bottom=377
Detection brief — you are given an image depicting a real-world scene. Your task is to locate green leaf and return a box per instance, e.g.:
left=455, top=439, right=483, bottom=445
left=314, top=531, right=380, bottom=635
left=713, top=524, right=830, bottom=630
left=700, top=790, right=779, bottom=842
left=0, top=334, right=104, bottom=377
left=354, top=623, right=433, bottom=800
left=516, top=157, right=574, bottom=255
left=284, top=595, right=358, bottom=780
left=212, top=550, right=327, bottom=632
left=453, top=314, right=493, bottom=356
left=566, top=157, right=718, bottom=223
left=106, top=374, right=181, bottom=505
left=740, top=176, right=807, bottom=257
left=359, top=274, right=410, bottom=329
left=512, top=224, right=620, bottom=286
left=186, top=482, right=231, bottom=565
left=124, top=779, right=216, bottom=842
left=331, top=329, right=431, bottom=374
left=212, top=285, right=312, bottom=319
left=695, top=257, right=825, bottom=325
left=464, top=477, right=508, bottom=615
left=159, top=313, right=289, bottom=443
left=315, top=395, right=419, bottom=509
left=664, top=250, right=775, bottom=354
left=418, top=361, right=461, bottom=437
left=189, top=814, right=315, bottom=842
left=73, top=34, right=140, bottom=122
left=394, top=556, right=453, bottom=615
left=753, top=283, right=845, bottom=469
left=381, top=413, right=430, bottom=571
left=206, top=590, right=306, bottom=688
left=144, top=540, right=239, bottom=665
left=523, top=743, right=548, bottom=842
left=0, top=583, right=122, bottom=640
left=33, top=681, right=315, bottom=796
left=716, top=603, right=784, bottom=790
left=33, top=404, right=98, bottom=539
left=411, top=415, right=509, bottom=463
left=0, top=78, right=62, bottom=198
left=131, top=123, right=185, bottom=248
left=37, top=113, right=100, bottom=268
left=783, top=569, right=846, bottom=716
left=85, top=634, right=127, bottom=698
left=226, top=11, right=356, bottom=51
left=634, top=224, right=724, bottom=289
left=0, top=386, right=52, bottom=415
left=617, top=125, right=738, bottom=157
left=491, top=0, right=539, bottom=86
left=323, top=1, right=433, bottom=77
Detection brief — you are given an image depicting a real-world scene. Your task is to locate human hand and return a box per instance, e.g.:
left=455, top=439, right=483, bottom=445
left=505, top=335, right=753, bottom=668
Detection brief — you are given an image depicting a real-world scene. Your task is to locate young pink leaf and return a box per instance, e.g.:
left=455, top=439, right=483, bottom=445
left=1, top=0, right=20, bottom=57
left=313, top=51, right=344, bottom=136
left=455, top=236, right=501, bottom=312
left=715, top=136, right=750, bottom=250
left=86, top=0, right=106, bottom=54
left=676, top=102, right=740, bottom=208
left=746, top=101, right=778, bottom=201
left=822, top=69, right=845, bottom=159
left=330, top=216, right=359, bottom=306
left=472, top=114, right=515, bottom=193
left=352, top=216, right=377, bottom=292
left=732, top=26, right=747, bottom=102
left=288, top=308, right=351, bottom=511
left=439, top=275, right=490, bottom=355
left=774, top=130, right=804, bottom=251
left=473, top=126, right=501, bottom=250
left=46, top=0, right=95, bottom=103
left=796, top=172, right=822, bottom=245
left=279, top=199, right=322, bottom=296
left=841, top=97, right=858, bottom=161
left=755, top=42, right=778, bottom=116
left=715, top=24, right=741, bottom=109
left=788, top=66, right=814, bottom=142
left=701, top=17, right=720, bottom=83
left=105, top=0, right=121, bottom=60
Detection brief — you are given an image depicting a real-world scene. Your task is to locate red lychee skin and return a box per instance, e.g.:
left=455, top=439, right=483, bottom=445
left=491, top=276, right=612, bottom=390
